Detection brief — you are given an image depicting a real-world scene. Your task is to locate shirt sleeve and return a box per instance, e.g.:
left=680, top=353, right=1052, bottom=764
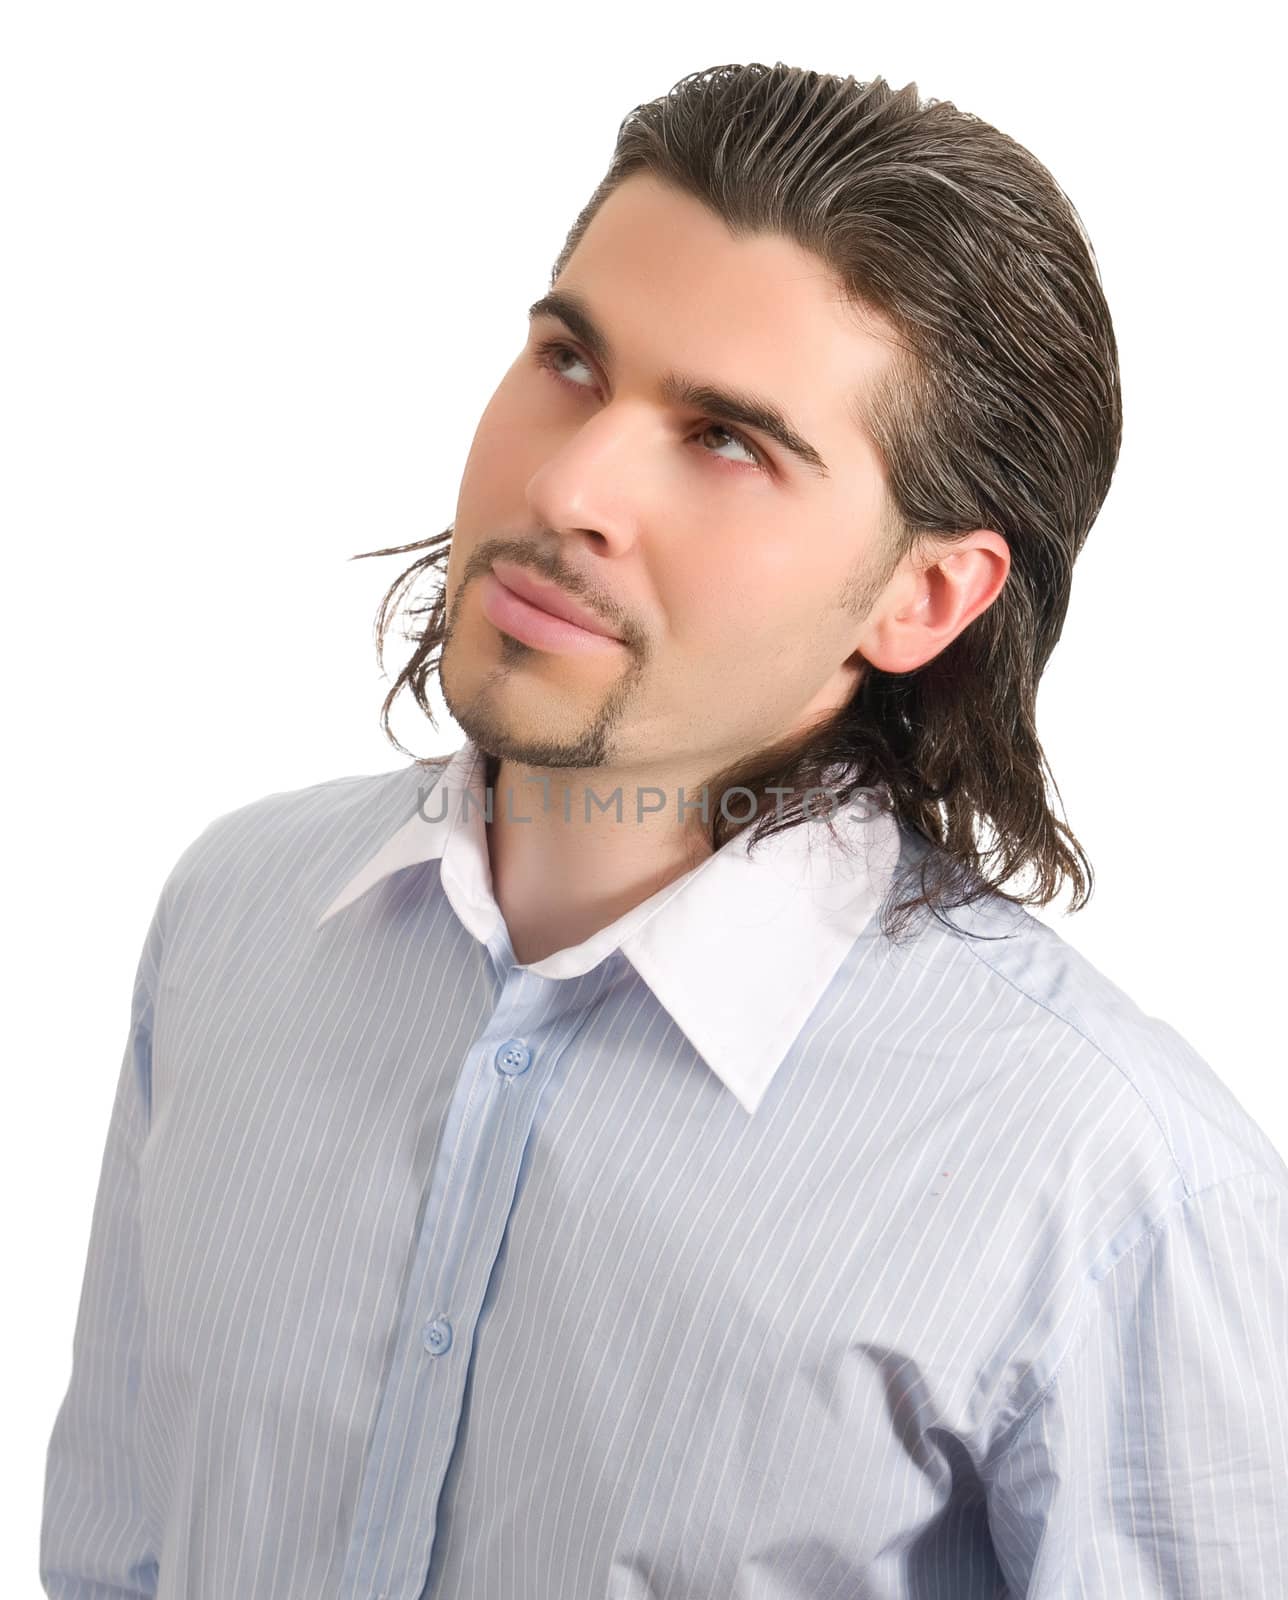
left=982, top=1168, right=1288, bottom=1597
left=40, top=906, right=164, bottom=1599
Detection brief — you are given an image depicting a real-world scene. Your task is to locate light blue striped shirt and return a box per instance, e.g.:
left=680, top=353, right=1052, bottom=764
left=42, top=738, right=1288, bottom=1597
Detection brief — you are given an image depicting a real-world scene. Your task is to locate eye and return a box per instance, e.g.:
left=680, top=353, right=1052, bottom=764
left=530, top=337, right=769, bottom=474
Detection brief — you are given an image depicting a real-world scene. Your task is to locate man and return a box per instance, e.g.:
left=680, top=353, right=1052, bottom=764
left=43, top=62, right=1287, bottom=1599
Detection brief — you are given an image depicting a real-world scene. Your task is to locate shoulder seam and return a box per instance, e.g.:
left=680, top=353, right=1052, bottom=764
left=980, top=1167, right=1284, bottom=1471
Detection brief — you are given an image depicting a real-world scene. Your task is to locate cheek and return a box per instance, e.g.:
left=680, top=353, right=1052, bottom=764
left=669, top=524, right=824, bottom=644
left=458, top=408, right=518, bottom=504
left=457, top=370, right=545, bottom=502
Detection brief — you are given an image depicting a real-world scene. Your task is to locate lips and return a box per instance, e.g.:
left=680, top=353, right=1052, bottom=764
left=488, top=560, right=621, bottom=640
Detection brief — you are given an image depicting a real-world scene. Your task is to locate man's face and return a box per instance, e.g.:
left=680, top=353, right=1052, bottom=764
left=439, top=171, right=902, bottom=784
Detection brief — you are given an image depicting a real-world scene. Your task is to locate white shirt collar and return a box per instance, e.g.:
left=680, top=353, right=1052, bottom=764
left=317, top=738, right=902, bottom=1115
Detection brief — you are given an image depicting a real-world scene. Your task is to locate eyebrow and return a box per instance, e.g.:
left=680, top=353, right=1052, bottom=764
left=526, top=288, right=831, bottom=478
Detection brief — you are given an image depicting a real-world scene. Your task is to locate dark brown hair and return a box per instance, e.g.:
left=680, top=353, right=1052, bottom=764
left=355, top=62, right=1122, bottom=942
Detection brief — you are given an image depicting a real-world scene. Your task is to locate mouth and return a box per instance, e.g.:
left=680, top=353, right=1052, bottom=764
left=480, top=565, right=626, bottom=656
left=489, top=560, right=621, bottom=637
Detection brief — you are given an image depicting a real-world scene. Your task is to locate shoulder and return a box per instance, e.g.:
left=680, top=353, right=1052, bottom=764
left=156, top=757, right=450, bottom=936
left=910, top=878, right=1288, bottom=1203
left=870, top=842, right=1287, bottom=1456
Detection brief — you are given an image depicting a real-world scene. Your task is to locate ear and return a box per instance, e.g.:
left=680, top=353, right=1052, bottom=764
left=854, top=530, right=1011, bottom=675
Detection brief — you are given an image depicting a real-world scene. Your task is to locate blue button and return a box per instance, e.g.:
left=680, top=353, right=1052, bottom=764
left=422, top=1316, right=452, bottom=1355
left=494, top=1038, right=532, bottom=1077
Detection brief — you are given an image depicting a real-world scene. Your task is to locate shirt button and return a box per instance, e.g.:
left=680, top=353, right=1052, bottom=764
left=422, top=1316, right=453, bottom=1356
left=494, top=1037, right=532, bottom=1077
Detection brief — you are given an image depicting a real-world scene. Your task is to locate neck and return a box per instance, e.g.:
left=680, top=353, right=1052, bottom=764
left=482, top=753, right=715, bottom=967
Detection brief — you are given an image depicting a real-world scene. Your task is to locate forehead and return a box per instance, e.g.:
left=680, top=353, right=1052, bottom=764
left=554, top=173, right=898, bottom=459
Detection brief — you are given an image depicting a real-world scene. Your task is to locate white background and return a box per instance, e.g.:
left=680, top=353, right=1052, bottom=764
left=5, top=2, right=1284, bottom=1585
